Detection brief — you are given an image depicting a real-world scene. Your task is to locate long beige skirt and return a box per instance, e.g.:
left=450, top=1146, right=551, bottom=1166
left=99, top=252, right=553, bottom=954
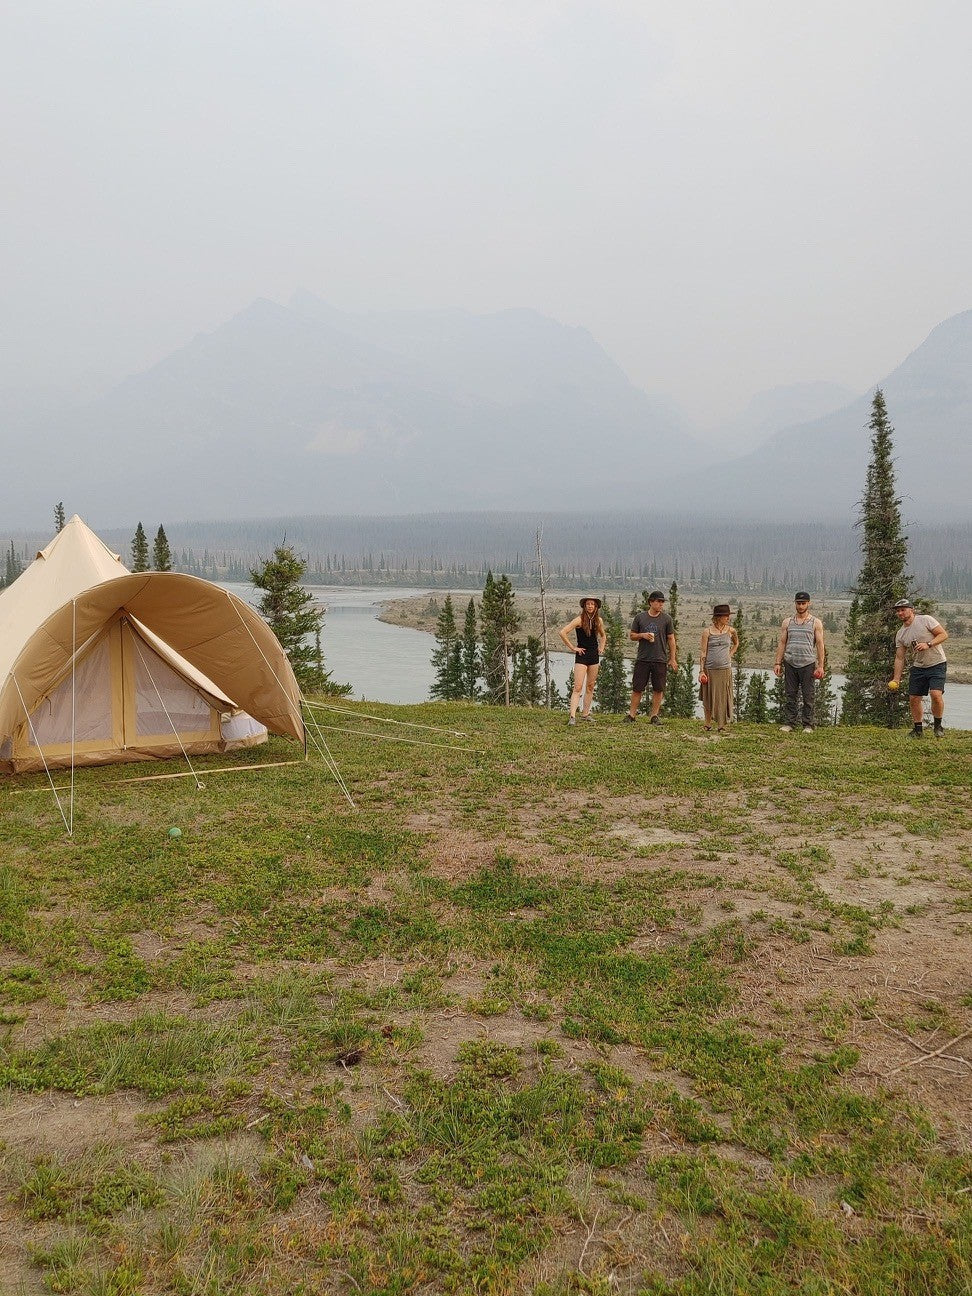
left=701, top=667, right=733, bottom=728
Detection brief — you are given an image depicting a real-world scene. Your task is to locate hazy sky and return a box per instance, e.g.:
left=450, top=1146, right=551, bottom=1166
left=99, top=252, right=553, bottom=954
left=3, top=0, right=970, bottom=424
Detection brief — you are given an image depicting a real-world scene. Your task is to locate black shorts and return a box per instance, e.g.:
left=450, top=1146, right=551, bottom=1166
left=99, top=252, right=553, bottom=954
left=908, top=663, right=946, bottom=696
left=576, top=652, right=599, bottom=667
left=632, top=659, right=667, bottom=693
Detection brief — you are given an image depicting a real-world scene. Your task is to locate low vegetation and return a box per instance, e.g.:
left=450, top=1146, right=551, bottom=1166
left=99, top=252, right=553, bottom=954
left=1, top=707, right=970, bottom=1294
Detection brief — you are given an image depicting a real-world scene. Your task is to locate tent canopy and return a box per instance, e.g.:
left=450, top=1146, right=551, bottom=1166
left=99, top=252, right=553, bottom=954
left=0, top=517, right=303, bottom=771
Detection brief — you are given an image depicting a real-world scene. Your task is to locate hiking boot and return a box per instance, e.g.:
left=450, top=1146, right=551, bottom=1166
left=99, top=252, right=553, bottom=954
left=933, top=722, right=944, bottom=738
left=582, top=713, right=595, bottom=722
left=908, top=727, right=922, bottom=738
left=780, top=725, right=792, bottom=733
left=802, top=727, right=814, bottom=734
left=649, top=715, right=661, bottom=725
left=623, top=714, right=636, bottom=723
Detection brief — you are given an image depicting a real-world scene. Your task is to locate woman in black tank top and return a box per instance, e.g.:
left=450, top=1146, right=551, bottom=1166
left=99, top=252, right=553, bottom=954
left=560, top=598, right=606, bottom=725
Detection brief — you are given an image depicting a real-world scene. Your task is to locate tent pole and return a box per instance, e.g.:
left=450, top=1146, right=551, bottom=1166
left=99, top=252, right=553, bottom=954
left=128, top=627, right=205, bottom=789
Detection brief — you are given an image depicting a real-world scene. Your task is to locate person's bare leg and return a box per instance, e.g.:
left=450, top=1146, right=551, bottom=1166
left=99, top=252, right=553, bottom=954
left=909, top=694, right=924, bottom=725
left=628, top=690, right=643, bottom=719
left=581, top=664, right=599, bottom=717
left=649, top=687, right=663, bottom=719
left=929, top=689, right=944, bottom=720
left=570, top=665, right=586, bottom=720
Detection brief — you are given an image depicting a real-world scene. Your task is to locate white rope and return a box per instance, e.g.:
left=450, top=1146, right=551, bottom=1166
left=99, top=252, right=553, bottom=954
left=301, top=699, right=468, bottom=738
left=225, top=592, right=355, bottom=808
left=299, top=698, right=356, bottom=808
left=10, top=674, right=72, bottom=834
left=127, top=628, right=204, bottom=789
left=306, top=721, right=480, bottom=754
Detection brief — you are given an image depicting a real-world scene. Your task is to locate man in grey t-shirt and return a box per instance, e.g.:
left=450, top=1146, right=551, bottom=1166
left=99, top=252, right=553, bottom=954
left=626, top=591, right=677, bottom=724
left=891, top=599, right=949, bottom=738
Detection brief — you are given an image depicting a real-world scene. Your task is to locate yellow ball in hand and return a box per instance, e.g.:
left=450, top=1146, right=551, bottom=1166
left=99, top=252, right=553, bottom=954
left=887, top=681, right=899, bottom=691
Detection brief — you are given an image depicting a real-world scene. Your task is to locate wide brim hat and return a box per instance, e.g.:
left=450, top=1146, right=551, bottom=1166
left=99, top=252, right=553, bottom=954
left=713, top=603, right=731, bottom=616
left=579, top=597, right=602, bottom=610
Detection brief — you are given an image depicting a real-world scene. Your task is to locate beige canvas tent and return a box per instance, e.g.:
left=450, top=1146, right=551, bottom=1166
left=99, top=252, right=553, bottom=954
left=0, top=517, right=303, bottom=774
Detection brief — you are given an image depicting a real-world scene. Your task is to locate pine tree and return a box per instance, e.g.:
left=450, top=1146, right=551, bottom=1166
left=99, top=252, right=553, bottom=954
left=2, top=541, right=22, bottom=589
left=742, top=670, right=769, bottom=723
left=511, top=636, right=544, bottom=706
left=596, top=600, right=629, bottom=714
left=732, top=607, right=747, bottom=716
left=430, top=594, right=464, bottom=701
left=54, top=502, right=66, bottom=533
left=479, top=572, right=519, bottom=705
left=664, top=580, right=696, bottom=718
left=153, top=525, right=172, bottom=572
left=460, top=598, right=480, bottom=700
left=251, top=545, right=348, bottom=693
left=842, top=390, right=912, bottom=726
left=131, top=522, right=149, bottom=572
left=813, top=659, right=839, bottom=726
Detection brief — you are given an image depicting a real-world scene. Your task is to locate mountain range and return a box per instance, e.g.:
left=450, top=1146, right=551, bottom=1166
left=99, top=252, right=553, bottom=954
left=3, top=297, right=970, bottom=526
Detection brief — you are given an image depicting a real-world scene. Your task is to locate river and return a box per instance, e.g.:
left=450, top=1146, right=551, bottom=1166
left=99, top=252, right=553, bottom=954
left=223, top=584, right=972, bottom=728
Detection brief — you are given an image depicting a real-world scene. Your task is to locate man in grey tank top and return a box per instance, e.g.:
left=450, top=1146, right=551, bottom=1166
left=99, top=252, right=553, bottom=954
left=773, top=592, right=825, bottom=732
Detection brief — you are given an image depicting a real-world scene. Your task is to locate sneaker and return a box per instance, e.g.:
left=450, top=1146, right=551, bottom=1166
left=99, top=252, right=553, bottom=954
left=933, top=723, right=944, bottom=738
left=802, top=727, right=813, bottom=734
left=780, top=725, right=792, bottom=733
left=567, top=716, right=576, bottom=727
left=582, top=713, right=595, bottom=722
left=623, top=714, right=636, bottom=723
left=649, top=715, right=661, bottom=726
left=908, top=727, right=922, bottom=739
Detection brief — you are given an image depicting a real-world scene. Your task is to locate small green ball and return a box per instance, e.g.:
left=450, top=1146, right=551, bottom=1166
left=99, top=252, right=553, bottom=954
left=167, top=827, right=182, bottom=839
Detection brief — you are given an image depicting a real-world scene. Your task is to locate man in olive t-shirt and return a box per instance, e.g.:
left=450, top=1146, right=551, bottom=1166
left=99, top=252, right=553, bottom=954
left=626, top=591, right=677, bottom=724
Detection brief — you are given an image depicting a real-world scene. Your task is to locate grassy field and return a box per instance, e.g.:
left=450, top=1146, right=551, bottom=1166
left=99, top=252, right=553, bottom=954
left=381, top=592, right=972, bottom=681
left=1, top=706, right=970, bottom=1295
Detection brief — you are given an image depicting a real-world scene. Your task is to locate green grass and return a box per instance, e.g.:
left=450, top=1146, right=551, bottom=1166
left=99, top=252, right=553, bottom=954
left=0, top=706, right=970, bottom=1293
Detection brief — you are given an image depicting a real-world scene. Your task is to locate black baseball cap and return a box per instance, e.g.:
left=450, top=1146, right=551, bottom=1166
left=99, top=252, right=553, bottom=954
left=794, top=591, right=810, bottom=602
left=893, top=598, right=914, bottom=609
left=647, top=590, right=665, bottom=602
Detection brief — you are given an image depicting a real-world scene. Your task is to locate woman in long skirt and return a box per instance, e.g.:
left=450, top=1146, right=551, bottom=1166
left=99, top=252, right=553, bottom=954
left=560, top=597, right=606, bottom=725
left=699, top=604, right=738, bottom=733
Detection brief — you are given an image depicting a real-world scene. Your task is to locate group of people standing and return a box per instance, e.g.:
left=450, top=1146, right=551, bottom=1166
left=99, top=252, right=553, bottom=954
left=558, top=590, right=950, bottom=735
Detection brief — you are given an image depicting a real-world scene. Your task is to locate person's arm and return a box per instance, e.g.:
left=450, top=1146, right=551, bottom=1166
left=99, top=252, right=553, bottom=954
left=667, top=630, right=677, bottom=671
left=597, top=625, right=607, bottom=654
left=559, top=617, right=582, bottom=653
left=814, top=618, right=825, bottom=677
left=729, top=627, right=739, bottom=658
left=773, top=620, right=787, bottom=676
left=915, top=618, right=948, bottom=651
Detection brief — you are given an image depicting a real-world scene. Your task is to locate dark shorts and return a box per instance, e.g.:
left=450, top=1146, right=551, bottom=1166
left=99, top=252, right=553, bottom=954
left=576, top=651, right=599, bottom=667
left=632, top=659, right=667, bottom=693
left=908, top=663, right=946, bottom=696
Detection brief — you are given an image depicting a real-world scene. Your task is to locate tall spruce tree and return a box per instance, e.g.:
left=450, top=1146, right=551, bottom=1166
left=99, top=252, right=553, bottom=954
left=732, top=607, right=747, bottom=716
left=596, top=600, right=629, bottom=714
left=460, top=598, right=480, bottom=700
left=512, top=636, right=544, bottom=706
left=479, top=571, right=519, bottom=705
left=430, top=594, right=464, bottom=700
left=664, top=580, right=696, bottom=718
left=153, top=525, right=172, bottom=571
left=54, top=502, right=66, bottom=533
left=842, top=390, right=912, bottom=726
left=131, top=522, right=149, bottom=572
left=251, top=545, right=346, bottom=693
